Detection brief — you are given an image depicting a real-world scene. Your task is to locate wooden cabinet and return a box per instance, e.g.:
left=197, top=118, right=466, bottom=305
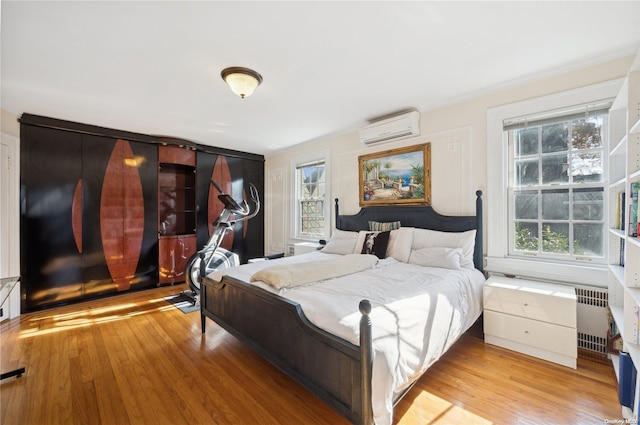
left=158, top=145, right=197, bottom=284
left=19, top=114, right=264, bottom=309
left=158, top=235, right=196, bottom=284
left=484, top=275, right=577, bottom=368
left=20, top=119, right=159, bottom=311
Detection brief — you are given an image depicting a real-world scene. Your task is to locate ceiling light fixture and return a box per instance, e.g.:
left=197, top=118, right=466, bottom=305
left=221, top=67, right=263, bottom=99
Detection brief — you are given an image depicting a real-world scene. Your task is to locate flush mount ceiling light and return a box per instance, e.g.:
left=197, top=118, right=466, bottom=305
left=221, top=67, right=263, bottom=99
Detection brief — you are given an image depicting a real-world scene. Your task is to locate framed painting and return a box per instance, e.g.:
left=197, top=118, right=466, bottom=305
left=359, top=143, right=431, bottom=206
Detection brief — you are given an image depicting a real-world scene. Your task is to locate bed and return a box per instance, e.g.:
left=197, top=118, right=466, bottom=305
left=199, top=191, right=485, bottom=425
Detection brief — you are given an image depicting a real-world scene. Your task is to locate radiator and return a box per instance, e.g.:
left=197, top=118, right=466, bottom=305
left=575, top=286, right=609, bottom=357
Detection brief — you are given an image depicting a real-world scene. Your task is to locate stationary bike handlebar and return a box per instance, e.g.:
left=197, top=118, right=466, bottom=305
left=204, top=180, right=260, bottom=263
left=212, top=180, right=260, bottom=227
left=183, top=180, right=261, bottom=301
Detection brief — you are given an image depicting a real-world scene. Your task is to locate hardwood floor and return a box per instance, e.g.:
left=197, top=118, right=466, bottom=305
left=1, top=284, right=622, bottom=425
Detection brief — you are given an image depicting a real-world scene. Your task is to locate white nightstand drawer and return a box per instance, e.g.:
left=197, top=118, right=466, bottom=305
left=484, top=310, right=577, bottom=358
left=483, top=277, right=576, bottom=328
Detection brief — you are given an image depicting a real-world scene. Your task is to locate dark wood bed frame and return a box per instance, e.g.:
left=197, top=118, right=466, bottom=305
left=200, top=191, right=483, bottom=425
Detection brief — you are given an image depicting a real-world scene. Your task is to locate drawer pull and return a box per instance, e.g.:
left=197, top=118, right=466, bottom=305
left=524, top=330, right=529, bottom=334
left=523, top=303, right=528, bottom=306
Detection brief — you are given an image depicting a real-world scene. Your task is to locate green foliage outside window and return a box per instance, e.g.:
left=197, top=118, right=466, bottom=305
left=515, top=223, right=574, bottom=254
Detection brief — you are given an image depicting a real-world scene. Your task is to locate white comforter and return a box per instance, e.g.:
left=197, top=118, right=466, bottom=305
left=207, top=251, right=485, bottom=425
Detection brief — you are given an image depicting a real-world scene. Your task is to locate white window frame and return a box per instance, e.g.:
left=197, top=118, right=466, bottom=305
left=291, top=150, right=330, bottom=241
left=486, top=79, right=622, bottom=287
left=507, top=115, right=608, bottom=262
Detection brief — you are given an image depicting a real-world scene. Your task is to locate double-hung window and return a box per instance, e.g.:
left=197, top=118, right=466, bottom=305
left=294, top=159, right=327, bottom=239
left=486, top=79, right=622, bottom=286
left=507, top=112, right=607, bottom=262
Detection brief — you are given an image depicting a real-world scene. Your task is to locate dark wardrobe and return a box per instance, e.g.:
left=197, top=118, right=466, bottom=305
left=19, top=114, right=264, bottom=311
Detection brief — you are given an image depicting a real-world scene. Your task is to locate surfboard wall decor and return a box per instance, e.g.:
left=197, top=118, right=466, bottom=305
left=100, top=140, right=145, bottom=291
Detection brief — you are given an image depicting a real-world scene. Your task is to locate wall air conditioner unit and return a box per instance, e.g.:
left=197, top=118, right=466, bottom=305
left=359, top=110, right=420, bottom=146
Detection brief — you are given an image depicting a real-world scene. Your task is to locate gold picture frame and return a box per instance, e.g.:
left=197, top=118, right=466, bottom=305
left=359, top=143, right=431, bottom=206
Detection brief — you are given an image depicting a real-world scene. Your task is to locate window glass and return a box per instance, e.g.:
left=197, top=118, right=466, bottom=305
left=541, top=122, right=568, bottom=153
left=541, top=190, right=569, bottom=220
left=514, top=222, right=539, bottom=252
left=515, top=127, right=539, bottom=156
left=573, top=223, right=603, bottom=256
left=296, top=162, right=325, bottom=238
left=509, top=112, right=606, bottom=261
left=542, top=223, right=570, bottom=254
left=573, top=188, right=603, bottom=221
left=514, top=190, right=538, bottom=219
left=515, top=159, right=539, bottom=186
left=541, top=154, right=569, bottom=184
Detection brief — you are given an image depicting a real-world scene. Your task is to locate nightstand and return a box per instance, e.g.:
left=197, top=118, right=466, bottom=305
left=483, top=275, right=577, bottom=369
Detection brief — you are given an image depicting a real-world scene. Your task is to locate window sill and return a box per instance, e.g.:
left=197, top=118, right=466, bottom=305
left=485, top=256, right=608, bottom=288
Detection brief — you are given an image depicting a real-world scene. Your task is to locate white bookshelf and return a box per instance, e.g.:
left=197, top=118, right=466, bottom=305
left=608, top=50, right=640, bottom=420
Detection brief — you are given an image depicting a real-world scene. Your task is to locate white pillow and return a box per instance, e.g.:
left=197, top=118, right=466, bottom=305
left=320, top=228, right=359, bottom=255
left=321, top=238, right=357, bottom=255
left=385, top=227, right=414, bottom=263
left=411, top=228, right=476, bottom=269
left=408, top=247, right=463, bottom=270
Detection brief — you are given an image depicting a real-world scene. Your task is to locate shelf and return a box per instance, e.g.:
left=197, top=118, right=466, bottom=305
left=611, top=304, right=625, bottom=336
left=611, top=134, right=628, bottom=156
left=626, top=342, right=640, bottom=370
left=611, top=264, right=625, bottom=285
left=610, top=352, right=620, bottom=381
left=627, top=287, right=640, bottom=306
left=610, top=228, right=627, bottom=239
left=610, top=177, right=627, bottom=189
left=607, top=53, right=639, bottom=414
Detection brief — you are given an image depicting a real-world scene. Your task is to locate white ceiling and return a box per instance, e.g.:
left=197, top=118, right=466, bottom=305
left=2, top=1, right=640, bottom=156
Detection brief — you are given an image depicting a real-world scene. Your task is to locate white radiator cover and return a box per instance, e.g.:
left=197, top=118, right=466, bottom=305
left=575, top=286, right=609, bottom=354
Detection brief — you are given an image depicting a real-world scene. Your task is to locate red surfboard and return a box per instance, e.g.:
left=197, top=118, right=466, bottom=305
left=100, top=140, right=145, bottom=291
left=208, top=156, right=234, bottom=250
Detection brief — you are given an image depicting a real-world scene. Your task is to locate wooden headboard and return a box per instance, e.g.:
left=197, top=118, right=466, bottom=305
left=335, top=191, right=484, bottom=272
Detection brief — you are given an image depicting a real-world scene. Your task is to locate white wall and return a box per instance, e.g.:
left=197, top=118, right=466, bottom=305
left=264, top=55, right=635, bottom=256
left=1, top=110, right=21, bottom=319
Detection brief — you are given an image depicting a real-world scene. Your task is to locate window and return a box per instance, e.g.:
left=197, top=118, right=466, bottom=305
left=294, top=158, right=328, bottom=239
left=508, top=114, right=606, bottom=262
left=486, top=78, right=622, bottom=286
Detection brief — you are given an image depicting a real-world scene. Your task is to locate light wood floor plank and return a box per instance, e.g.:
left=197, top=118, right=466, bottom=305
left=0, top=284, right=623, bottom=425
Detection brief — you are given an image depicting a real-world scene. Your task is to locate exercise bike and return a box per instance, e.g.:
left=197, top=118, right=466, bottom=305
left=182, top=180, right=260, bottom=305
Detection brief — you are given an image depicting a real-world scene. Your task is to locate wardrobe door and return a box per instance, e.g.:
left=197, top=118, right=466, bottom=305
left=241, top=158, right=265, bottom=262
left=20, top=125, right=83, bottom=310
left=195, top=152, right=264, bottom=264
left=82, top=135, right=158, bottom=296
